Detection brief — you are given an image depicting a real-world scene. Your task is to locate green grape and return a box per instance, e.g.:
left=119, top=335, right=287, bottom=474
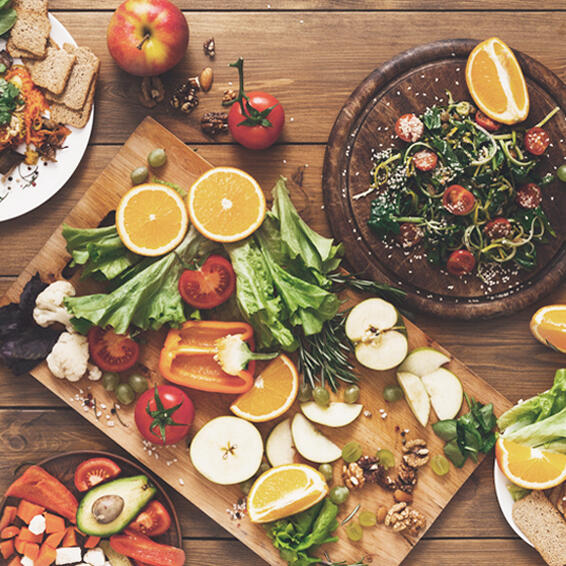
left=345, top=521, right=363, bottom=541
left=297, top=382, right=313, bottom=402
left=101, top=372, right=120, bottom=392
left=558, top=164, right=566, bottom=183
left=342, top=441, right=363, bottom=463
left=128, top=373, right=148, bottom=394
left=147, top=148, right=167, bottom=168
left=329, top=485, right=349, bottom=505
left=313, top=386, right=330, bottom=407
left=359, top=510, right=377, bottom=527
left=240, top=479, right=254, bottom=495
left=376, top=449, right=395, bottom=470
left=318, top=463, right=333, bottom=482
left=383, top=385, right=404, bottom=402
left=343, top=384, right=360, bottom=404
left=115, top=383, right=136, bottom=405
left=130, top=166, right=148, bottom=185
left=430, top=454, right=450, bottom=476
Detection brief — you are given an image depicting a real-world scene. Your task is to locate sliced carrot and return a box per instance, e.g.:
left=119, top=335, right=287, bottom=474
left=22, top=541, right=39, bottom=561
left=61, top=526, right=77, bottom=547
left=85, top=535, right=100, bottom=548
left=44, top=513, right=66, bottom=535
left=0, top=506, right=17, bottom=531
left=44, top=530, right=66, bottom=548
left=1, top=526, right=19, bottom=539
left=16, top=501, right=45, bottom=525
left=8, top=556, right=22, bottom=566
left=0, top=539, right=15, bottom=559
left=36, top=543, right=57, bottom=566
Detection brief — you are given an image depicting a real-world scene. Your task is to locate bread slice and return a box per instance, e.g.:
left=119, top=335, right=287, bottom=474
left=513, top=490, right=566, bottom=566
left=46, top=44, right=99, bottom=110
left=12, top=0, right=48, bottom=15
left=9, top=10, right=51, bottom=57
left=23, top=46, right=76, bottom=95
left=6, top=38, right=38, bottom=60
left=50, top=72, right=97, bottom=129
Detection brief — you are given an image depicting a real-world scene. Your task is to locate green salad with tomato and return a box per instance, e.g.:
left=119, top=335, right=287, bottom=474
left=363, top=93, right=560, bottom=278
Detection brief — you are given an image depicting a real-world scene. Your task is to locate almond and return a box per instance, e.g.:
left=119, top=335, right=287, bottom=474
left=376, top=506, right=388, bottom=524
left=394, top=489, right=413, bottom=503
left=199, top=67, right=214, bottom=93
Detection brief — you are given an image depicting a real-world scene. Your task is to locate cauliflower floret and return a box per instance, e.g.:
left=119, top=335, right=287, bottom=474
left=87, top=362, right=102, bottom=381
left=46, top=332, right=89, bottom=382
left=33, top=280, right=76, bottom=331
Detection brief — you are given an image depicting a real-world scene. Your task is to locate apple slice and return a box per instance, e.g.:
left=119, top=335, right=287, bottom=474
left=354, top=331, right=408, bottom=371
left=398, top=346, right=450, bottom=377
left=189, top=416, right=264, bottom=485
left=397, top=371, right=430, bottom=427
left=291, top=413, right=342, bottom=463
left=345, top=298, right=400, bottom=342
left=266, top=418, right=297, bottom=467
left=300, top=401, right=363, bottom=428
left=422, top=367, right=463, bottom=420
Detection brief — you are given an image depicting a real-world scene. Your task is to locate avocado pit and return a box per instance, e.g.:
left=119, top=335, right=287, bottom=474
left=92, top=494, right=125, bottom=524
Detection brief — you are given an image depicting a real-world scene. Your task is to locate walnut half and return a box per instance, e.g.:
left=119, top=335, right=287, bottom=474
left=139, top=76, right=165, bottom=108
left=384, top=502, right=426, bottom=536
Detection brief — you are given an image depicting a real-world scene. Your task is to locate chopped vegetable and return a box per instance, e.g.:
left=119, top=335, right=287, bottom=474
left=110, top=531, right=185, bottom=566
left=32, top=281, right=76, bottom=331
left=214, top=334, right=277, bottom=375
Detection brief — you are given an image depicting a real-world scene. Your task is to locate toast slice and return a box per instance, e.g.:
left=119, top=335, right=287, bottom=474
left=513, top=490, right=566, bottom=566
left=50, top=72, right=97, bottom=129
left=46, top=44, right=100, bottom=110
left=23, top=46, right=76, bottom=95
left=9, top=9, right=50, bottom=57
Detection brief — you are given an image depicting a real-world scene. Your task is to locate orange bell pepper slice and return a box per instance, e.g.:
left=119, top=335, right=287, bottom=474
left=159, top=321, right=256, bottom=394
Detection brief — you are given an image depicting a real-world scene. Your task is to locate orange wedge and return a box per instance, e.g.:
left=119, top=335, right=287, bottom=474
left=230, top=355, right=299, bottom=422
left=187, top=167, right=266, bottom=243
left=466, top=37, right=529, bottom=125
left=530, top=305, right=566, bottom=354
left=495, top=437, right=566, bottom=490
left=247, top=463, right=329, bottom=523
left=116, top=183, right=188, bottom=256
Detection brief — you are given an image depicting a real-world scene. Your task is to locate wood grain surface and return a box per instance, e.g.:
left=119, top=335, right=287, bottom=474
left=1, top=2, right=565, bottom=565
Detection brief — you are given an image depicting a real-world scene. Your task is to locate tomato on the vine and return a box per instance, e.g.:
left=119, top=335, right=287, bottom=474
left=88, top=327, right=139, bottom=372
left=524, top=127, right=550, bottom=156
left=475, top=111, right=500, bottom=132
left=128, top=501, right=171, bottom=537
left=74, top=457, right=121, bottom=492
left=178, top=255, right=236, bottom=309
left=442, top=185, right=476, bottom=215
left=446, top=250, right=476, bottom=276
left=224, top=58, right=284, bottom=150
left=135, top=385, right=194, bottom=445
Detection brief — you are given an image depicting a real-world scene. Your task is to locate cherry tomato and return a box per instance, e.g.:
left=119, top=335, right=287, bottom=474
left=74, top=457, right=121, bottom=492
left=395, top=113, right=424, bottom=143
left=135, top=385, right=194, bottom=446
left=178, top=255, right=236, bottom=309
left=442, top=185, right=476, bottom=215
left=475, top=111, right=500, bottom=132
left=128, top=501, right=171, bottom=537
left=397, top=222, right=424, bottom=248
left=483, top=218, right=512, bottom=239
left=524, top=127, right=550, bottom=156
left=447, top=250, right=476, bottom=276
left=516, top=183, right=542, bottom=209
left=412, top=150, right=438, bottom=171
left=88, top=327, right=139, bottom=373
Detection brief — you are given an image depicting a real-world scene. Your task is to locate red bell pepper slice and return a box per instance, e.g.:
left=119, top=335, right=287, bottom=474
left=110, top=532, right=185, bottom=566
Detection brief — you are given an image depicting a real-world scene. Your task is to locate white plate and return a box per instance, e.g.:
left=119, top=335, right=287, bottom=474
left=0, top=14, right=94, bottom=221
left=493, top=459, right=533, bottom=546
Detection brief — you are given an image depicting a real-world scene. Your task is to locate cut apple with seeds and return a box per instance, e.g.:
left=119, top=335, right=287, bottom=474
left=355, top=331, right=408, bottom=371
left=266, top=418, right=297, bottom=467
left=422, top=367, right=463, bottom=420
left=291, top=413, right=342, bottom=463
left=345, top=298, right=400, bottom=342
left=300, top=401, right=362, bottom=428
left=398, top=346, right=450, bottom=377
left=397, top=371, right=430, bottom=427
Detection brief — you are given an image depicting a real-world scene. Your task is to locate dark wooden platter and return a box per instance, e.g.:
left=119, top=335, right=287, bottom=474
left=0, top=450, right=183, bottom=564
left=323, top=39, right=566, bottom=319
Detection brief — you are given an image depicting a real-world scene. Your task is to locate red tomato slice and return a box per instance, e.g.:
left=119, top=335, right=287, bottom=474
left=395, top=113, right=424, bottom=142
left=110, top=532, right=185, bottom=566
left=442, top=185, right=476, bottom=215
left=516, top=183, right=542, bottom=209
left=397, top=222, right=424, bottom=248
left=524, top=127, right=550, bottom=156
left=178, top=255, right=236, bottom=309
left=412, top=150, right=438, bottom=171
left=483, top=218, right=512, bottom=239
left=475, top=111, right=500, bottom=132
left=88, top=327, right=139, bottom=372
left=74, top=457, right=121, bottom=492
left=127, top=501, right=171, bottom=537
left=447, top=250, right=476, bottom=276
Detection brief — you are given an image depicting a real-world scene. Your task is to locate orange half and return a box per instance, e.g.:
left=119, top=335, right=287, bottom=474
left=530, top=305, right=566, bottom=354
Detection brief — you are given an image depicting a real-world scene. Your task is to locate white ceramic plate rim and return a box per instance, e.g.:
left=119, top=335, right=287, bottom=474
left=0, top=13, right=94, bottom=222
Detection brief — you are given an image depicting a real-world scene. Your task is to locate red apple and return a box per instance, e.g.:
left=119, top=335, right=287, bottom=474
left=107, top=0, right=189, bottom=77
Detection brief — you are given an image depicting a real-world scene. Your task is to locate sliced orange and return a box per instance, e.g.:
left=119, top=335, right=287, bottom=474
left=230, top=355, right=299, bottom=422
left=116, top=183, right=188, bottom=256
left=187, top=167, right=266, bottom=243
left=495, top=437, right=566, bottom=490
left=530, top=305, right=566, bottom=354
left=247, top=463, right=328, bottom=523
left=466, top=37, right=529, bottom=125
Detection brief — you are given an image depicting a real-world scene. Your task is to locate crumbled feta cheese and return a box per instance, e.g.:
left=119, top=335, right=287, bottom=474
left=56, top=547, right=82, bottom=565
left=28, top=513, right=46, bottom=535
left=21, top=557, right=34, bottom=566
left=84, top=548, right=106, bottom=566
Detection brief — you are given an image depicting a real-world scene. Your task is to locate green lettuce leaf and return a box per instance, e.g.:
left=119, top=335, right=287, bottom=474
left=504, top=405, right=566, bottom=450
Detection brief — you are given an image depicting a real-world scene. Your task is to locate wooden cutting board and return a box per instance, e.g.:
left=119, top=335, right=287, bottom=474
left=1, top=117, right=512, bottom=566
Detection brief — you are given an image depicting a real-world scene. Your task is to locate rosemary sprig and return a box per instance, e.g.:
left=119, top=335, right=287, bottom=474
left=328, top=271, right=406, bottom=307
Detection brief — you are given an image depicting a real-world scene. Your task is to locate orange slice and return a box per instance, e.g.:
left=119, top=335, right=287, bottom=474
left=116, top=183, right=188, bottom=256
left=187, top=167, right=266, bottom=243
left=530, top=305, right=566, bottom=354
left=465, top=37, right=529, bottom=125
left=495, top=437, right=566, bottom=490
left=230, top=355, right=299, bottom=422
left=247, top=463, right=328, bottom=523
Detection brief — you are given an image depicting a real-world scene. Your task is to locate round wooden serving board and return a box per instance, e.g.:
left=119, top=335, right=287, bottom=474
left=323, top=39, right=566, bottom=319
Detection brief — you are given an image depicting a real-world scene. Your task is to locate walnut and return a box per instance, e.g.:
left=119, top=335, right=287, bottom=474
left=203, top=37, right=216, bottom=57
left=395, top=462, right=418, bottom=493
left=384, top=502, right=426, bottom=536
left=222, top=89, right=237, bottom=104
left=402, top=439, right=429, bottom=469
left=201, top=112, right=228, bottom=136
left=357, top=456, right=395, bottom=490
left=170, top=80, right=199, bottom=114
left=139, top=76, right=165, bottom=108
left=342, top=462, right=365, bottom=489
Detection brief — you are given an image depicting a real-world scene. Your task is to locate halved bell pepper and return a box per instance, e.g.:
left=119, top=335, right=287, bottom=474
left=159, top=321, right=257, bottom=394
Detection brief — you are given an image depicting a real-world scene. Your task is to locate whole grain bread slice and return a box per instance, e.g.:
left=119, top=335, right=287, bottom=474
left=50, top=72, right=97, bottom=129
left=513, top=490, right=566, bottom=566
left=46, top=44, right=99, bottom=110
left=6, top=38, right=39, bottom=60
left=12, top=0, right=48, bottom=15
left=23, top=46, right=76, bottom=95
left=10, top=9, right=50, bottom=57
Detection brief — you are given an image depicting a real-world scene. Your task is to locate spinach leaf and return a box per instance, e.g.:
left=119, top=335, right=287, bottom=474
left=0, top=7, right=16, bottom=37
left=422, top=106, right=442, bottom=131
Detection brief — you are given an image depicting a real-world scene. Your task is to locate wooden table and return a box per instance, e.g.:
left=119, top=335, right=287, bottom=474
left=1, top=1, right=565, bottom=564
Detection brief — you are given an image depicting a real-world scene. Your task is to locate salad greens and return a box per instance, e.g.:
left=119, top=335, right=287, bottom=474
left=0, top=77, right=19, bottom=126
left=0, top=1, right=17, bottom=38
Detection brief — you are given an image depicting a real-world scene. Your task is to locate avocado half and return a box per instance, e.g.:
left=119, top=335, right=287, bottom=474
left=77, top=475, right=156, bottom=536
